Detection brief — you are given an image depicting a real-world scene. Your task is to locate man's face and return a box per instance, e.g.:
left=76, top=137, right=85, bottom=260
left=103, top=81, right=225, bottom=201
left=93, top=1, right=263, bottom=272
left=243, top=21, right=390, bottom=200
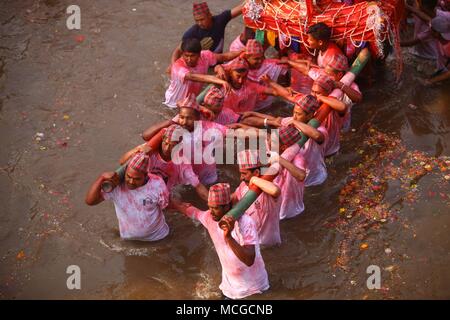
left=161, top=134, right=179, bottom=158
left=307, top=34, right=321, bottom=50
left=125, top=167, right=146, bottom=190
left=311, top=83, right=327, bottom=98
left=230, top=70, right=248, bottom=89
left=194, top=13, right=213, bottom=30
left=178, top=107, right=199, bottom=132
left=182, top=51, right=200, bottom=68
left=246, top=53, right=265, bottom=69
left=293, top=105, right=310, bottom=123
left=209, top=205, right=226, bottom=221
left=240, top=168, right=259, bottom=185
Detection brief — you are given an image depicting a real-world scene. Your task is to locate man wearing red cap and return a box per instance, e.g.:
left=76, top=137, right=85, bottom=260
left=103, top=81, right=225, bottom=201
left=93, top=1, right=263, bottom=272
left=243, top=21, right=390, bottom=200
left=220, top=57, right=276, bottom=113
left=143, top=94, right=266, bottom=185
left=262, top=77, right=330, bottom=187
left=310, top=74, right=349, bottom=157
left=144, top=94, right=226, bottom=185
left=85, top=152, right=170, bottom=241
left=283, top=94, right=329, bottom=187
left=164, top=37, right=241, bottom=109
left=218, top=39, right=288, bottom=111
left=306, top=22, right=348, bottom=71
left=322, top=54, right=362, bottom=108
left=269, top=63, right=349, bottom=158
left=314, top=55, right=362, bottom=135
left=171, top=183, right=270, bottom=299
left=288, top=50, right=360, bottom=102
left=243, top=39, right=288, bottom=110
left=167, top=1, right=245, bottom=74
left=120, top=124, right=210, bottom=202
left=232, top=149, right=282, bottom=246
left=200, top=86, right=242, bottom=125
left=272, top=125, right=308, bottom=220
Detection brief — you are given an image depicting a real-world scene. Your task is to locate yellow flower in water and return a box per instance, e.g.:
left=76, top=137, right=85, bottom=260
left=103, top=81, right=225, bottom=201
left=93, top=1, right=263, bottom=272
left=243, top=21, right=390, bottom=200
left=16, top=250, right=26, bottom=260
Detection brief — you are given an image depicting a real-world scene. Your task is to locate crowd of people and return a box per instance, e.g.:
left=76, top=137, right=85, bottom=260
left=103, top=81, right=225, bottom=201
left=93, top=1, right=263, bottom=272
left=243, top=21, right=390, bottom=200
left=85, top=1, right=450, bottom=299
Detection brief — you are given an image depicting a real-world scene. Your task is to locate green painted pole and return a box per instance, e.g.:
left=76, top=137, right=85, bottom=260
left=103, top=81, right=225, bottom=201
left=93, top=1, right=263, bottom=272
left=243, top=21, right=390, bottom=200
left=101, top=163, right=127, bottom=193
left=196, top=84, right=213, bottom=105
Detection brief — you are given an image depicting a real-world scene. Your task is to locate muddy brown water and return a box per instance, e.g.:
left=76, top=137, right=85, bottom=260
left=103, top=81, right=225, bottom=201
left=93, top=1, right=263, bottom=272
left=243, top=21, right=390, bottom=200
left=0, top=0, right=449, bottom=299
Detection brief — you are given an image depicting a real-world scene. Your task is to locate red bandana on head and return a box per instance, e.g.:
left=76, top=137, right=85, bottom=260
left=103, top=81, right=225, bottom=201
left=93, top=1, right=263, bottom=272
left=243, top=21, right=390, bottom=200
left=237, top=149, right=261, bottom=170
left=192, top=2, right=210, bottom=17
left=128, top=152, right=149, bottom=174
left=204, top=86, right=225, bottom=108
left=177, top=93, right=200, bottom=111
left=246, top=39, right=264, bottom=55
left=294, top=94, right=320, bottom=114
left=208, top=183, right=231, bottom=206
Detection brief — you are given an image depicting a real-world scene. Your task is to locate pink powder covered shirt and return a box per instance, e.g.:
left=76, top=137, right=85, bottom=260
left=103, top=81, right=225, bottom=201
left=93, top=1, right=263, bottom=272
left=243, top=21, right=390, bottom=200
left=307, top=70, right=361, bottom=139
left=185, top=207, right=269, bottom=299
left=247, top=59, right=288, bottom=110
left=215, top=107, right=241, bottom=125
left=170, top=119, right=228, bottom=185
left=223, top=80, right=268, bottom=113
left=147, top=152, right=200, bottom=189
left=322, top=108, right=344, bottom=157
left=102, top=174, right=169, bottom=241
left=234, top=181, right=282, bottom=246
left=275, top=146, right=307, bottom=220
left=229, top=35, right=246, bottom=52
left=317, top=42, right=345, bottom=69
left=282, top=117, right=328, bottom=187
left=164, top=50, right=217, bottom=108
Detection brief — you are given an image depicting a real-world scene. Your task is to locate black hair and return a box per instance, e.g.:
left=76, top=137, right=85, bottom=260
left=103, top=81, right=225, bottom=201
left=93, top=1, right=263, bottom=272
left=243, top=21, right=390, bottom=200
left=234, top=68, right=248, bottom=74
left=242, top=27, right=256, bottom=44
left=420, top=0, right=437, bottom=14
left=307, top=22, right=331, bottom=41
left=181, top=38, right=202, bottom=54
left=179, top=106, right=201, bottom=118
